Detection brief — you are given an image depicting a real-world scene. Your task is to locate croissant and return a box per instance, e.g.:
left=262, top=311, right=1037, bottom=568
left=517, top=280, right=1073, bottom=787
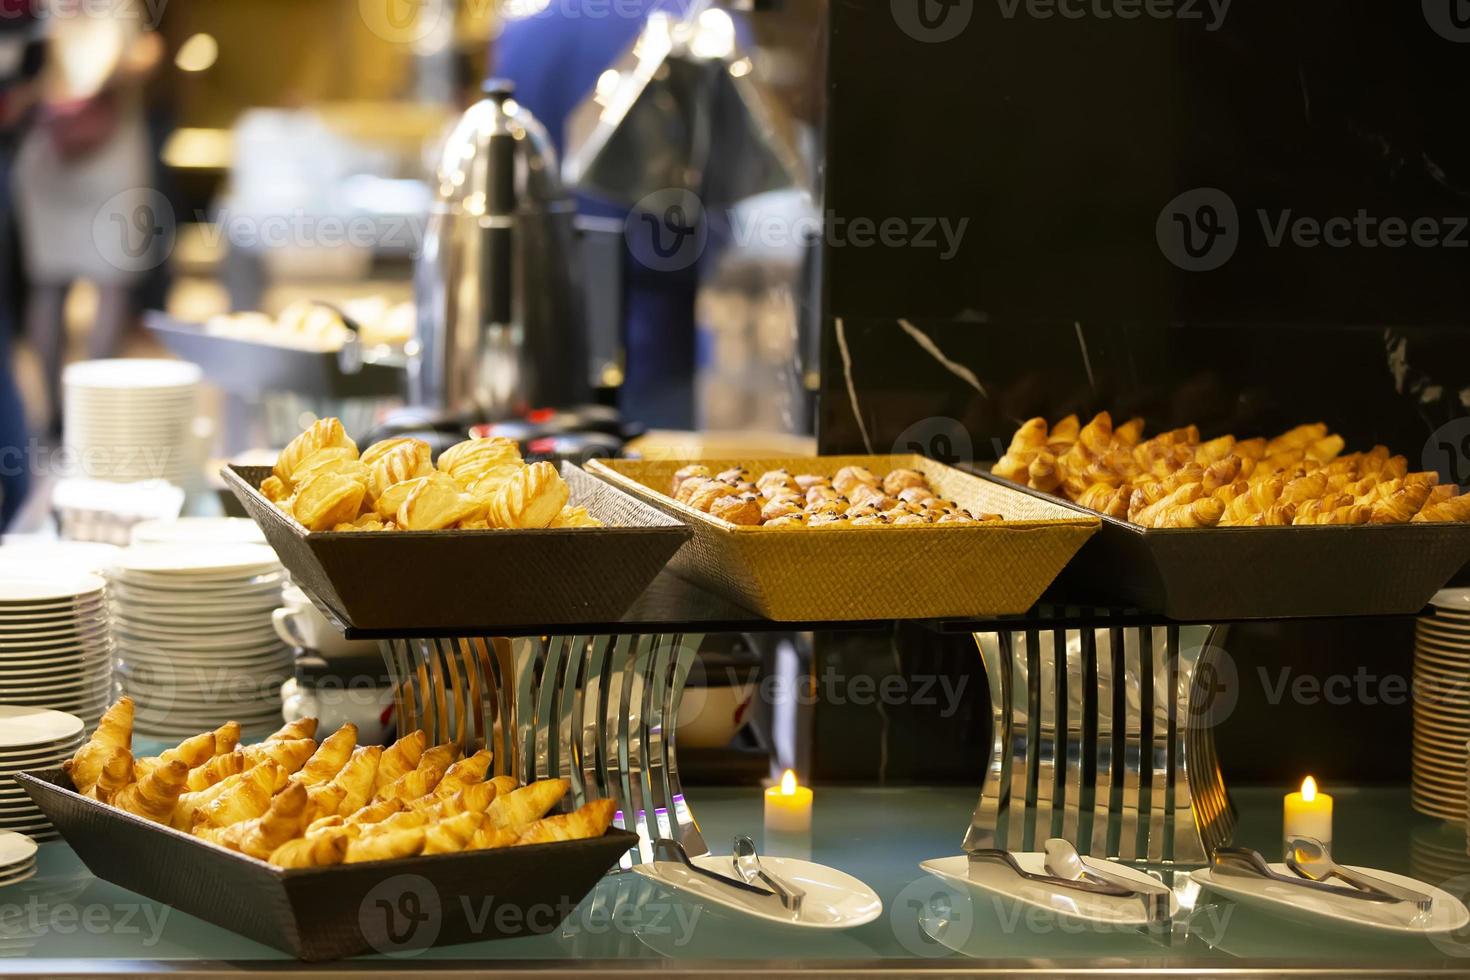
left=159, top=731, right=217, bottom=771
left=397, top=476, right=481, bottom=531
left=64, top=697, right=133, bottom=794
left=303, top=782, right=348, bottom=825
left=91, top=747, right=134, bottom=803
left=1027, top=452, right=1063, bottom=493
left=1413, top=493, right=1470, bottom=523
left=186, top=749, right=246, bottom=792
left=1248, top=502, right=1297, bottom=526
left=1112, top=417, right=1144, bottom=446
left=1131, top=483, right=1204, bottom=528
left=1313, top=503, right=1372, bottom=526
left=470, top=826, right=520, bottom=851
left=993, top=418, right=1048, bottom=481
left=514, top=798, right=617, bottom=846
left=293, top=724, right=357, bottom=786
left=269, top=829, right=349, bottom=869
left=1076, top=483, right=1130, bottom=519
left=485, top=778, right=568, bottom=830
left=212, top=721, right=242, bottom=757
left=422, top=810, right=486, bottom=855
left=1369, top=483, right=1432, bottom=524
left=331, top=745, right=382, bottom=814
left=113, top=759, right=189, bottom=824
left=234, top=782, right=312, bottom=860
left=376, top=753, right=452, bottom=803
left=1194, top=435, right=1235, bottom=464
left=487, top=461, right=569, bottom=529
left=345, top=826, right=425, bottom=864
left=173, top=767, right=253, bottom=830
left=432, top=750, right=493, bottom=800
left=366, top=441, right=433, bottom=501
left=195, top=762, right=282, bottom=829
left=1266, top=423, right=1328, bottom=455
left=414, top=779, right=498, bottom=819
left=346, top=796, right=405, bottom=827
left=274, top=417, right=357, bottom=484
left=1149, top=496, right=1225, bottom=529
left=1221, top=477, right=1284, bottom=525
left=374, top=731, right=426, bottom=793
left=1307, top=434, right=1346, bottom=464
left=369, top=809, right=431, bottom=838
left=292, top=471, right=366, bottom=532
left=244, top=737, right=315, bottom=778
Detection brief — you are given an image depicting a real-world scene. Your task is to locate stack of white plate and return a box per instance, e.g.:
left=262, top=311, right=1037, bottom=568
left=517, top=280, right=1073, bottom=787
left=129, top=517, right=266, bottom=547
left=0, top=832, right=37, bottom=887
left=62, top=359, right=201, bottom=485
left=110, top=544, right=290, bottom=738
left=0, top=574, right=114, bottom=731
left=0, top=706, right=85, bottom=842
left=0, top=539, right=120, bottom=577
left=1412, top=588, right=1470, bottom=822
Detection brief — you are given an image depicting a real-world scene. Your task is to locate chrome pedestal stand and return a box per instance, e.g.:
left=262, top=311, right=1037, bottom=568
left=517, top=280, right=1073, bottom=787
left=379, top=633, right=708, bottom=868
left=968, top=623, right=1234, bottom=865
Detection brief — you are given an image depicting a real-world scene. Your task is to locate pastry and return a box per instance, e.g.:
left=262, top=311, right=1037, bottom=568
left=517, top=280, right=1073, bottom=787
left=686, top=480, right=739, bottom=514
left=292, top=471, right=367, bottom=533
left=832, top=465, right=878, bottom=496
left=365, top=441, right=433, bottom=500
left=438, top=436, right=523, bottom=488
left=274, top=418, right=357, bottom=485
left=113, top=759, right=189, bottom=824
left=710, top=494, right=762, bottom=526
left=671, top=464, right=713, bottom=496
left=548, top=505, right=604, bottom=528
left=882, top=468, right=926, bottom=496
left=398, top=476, right=481, bottom=531
left=484, top=461, right=569, bottom=528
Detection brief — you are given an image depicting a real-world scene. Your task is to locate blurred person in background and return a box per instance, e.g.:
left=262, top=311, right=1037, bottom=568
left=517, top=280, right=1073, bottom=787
left=0, top=0, right=44, bottom=527
left=490, top=0, right=726, bottom=429
left=12, top=1, right=163, bottom=439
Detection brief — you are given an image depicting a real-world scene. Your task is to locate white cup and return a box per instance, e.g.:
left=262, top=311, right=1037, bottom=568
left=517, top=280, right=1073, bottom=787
left=272, top=587, right=378, bottom=658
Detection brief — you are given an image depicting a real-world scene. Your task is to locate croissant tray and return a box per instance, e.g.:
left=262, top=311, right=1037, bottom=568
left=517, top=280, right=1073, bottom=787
left=223, top=462, right=690, bottom=634
left=979, top=467, right=1470, bottom=620
left=17, top=768, right=637, bottom=961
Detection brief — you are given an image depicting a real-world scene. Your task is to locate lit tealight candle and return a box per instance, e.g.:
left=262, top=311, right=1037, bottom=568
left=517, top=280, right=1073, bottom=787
left=1284, top=775, right=1333, bottom=850
left=763, top=769, right=813, bottom=836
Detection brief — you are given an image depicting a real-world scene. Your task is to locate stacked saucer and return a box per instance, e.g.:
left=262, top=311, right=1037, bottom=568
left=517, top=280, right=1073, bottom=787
left=0, top=574, right=114, bottom=731
left=62, top=359, right=201, bottom=486
left=0, top=705, right=86, bottom=842
left=130, top=517, right=265, bottom=547
left=1412, top=588, right=1470, bottom=822
left=0, top=833, right=37, bottom=887
left=111, top=544, right=291, bottom=738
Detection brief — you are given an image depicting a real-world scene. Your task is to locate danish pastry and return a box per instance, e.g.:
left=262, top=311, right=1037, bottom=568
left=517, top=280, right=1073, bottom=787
left=398, top=476, right=482, bottom=532
left=275, top=418, right=356, bottom=484
left=487, top=461, right=570, bottom=529
left=710, top=494, right=762, bottom=526
left=292, top=472, right=367, bottom=533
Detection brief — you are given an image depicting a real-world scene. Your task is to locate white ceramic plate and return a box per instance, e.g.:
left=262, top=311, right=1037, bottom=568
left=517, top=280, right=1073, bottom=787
left=921, top=853, right=1177, bottom=928
left=1192, top=863, right=1469, bottom=935
left=0, top=707, right=84, bottom=749
left=131, top=518, right=266, bottom=546
left=634, top=854, right=882, bottom=929
left=0, top=830, right=38, bottom=870
left=64, top=358, right=201, bottom=390
left=1431, top=589, right=1470, bottom=614
left=0, top=575, right=106, bottom=605
left=114, top=544, right=280, bottom=576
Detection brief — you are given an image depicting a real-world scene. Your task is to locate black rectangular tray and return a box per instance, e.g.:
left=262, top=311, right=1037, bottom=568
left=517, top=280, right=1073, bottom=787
left=224, top=463, right=692, bottom=635
left=18, top=769, right=637, bottom=962
left=146, top=312, right=406, bottom=400
left=975, top=469, right=1470, bottom=621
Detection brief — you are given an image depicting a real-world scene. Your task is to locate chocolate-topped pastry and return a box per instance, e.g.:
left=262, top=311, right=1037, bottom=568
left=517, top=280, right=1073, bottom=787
left=897, top=485, right=936, bottom=505
left=882, top=468, right=927, bottom=496
left=805, top=498, right=847, bottom=518
left=832, top=465, right=879, bottom=496
left=687, top=480, right=739, bottom=513
left=716, top=467, right=749, bottom=485
left=974, top=512, right=1004, bottom=522
left=922, top=498, right=960, bottom=514
left=848, top=484, right=897, bottom=511
left=809, top=513, right=849, bottom=528
left=671, top=464, right=713, bottom=496
left=757, top=469, right=799, bottom=499
left=735, top=481, right=760, bottom=496
left=845, top=503, right=881, bottom=519
left=794, top=474, right=829, bottom=492
left=761, top=496, right=804, bottom=522
left=710, top=493, right=762, bottom=526
left=806, top=485, right=840, bottom=505
left=892, top=513, right=931, bottom=526
left=850, top=514, right=889, bottom=526
left=764, top=514, right=806, bottom=528
left=937, top=512, right=976, bottom=525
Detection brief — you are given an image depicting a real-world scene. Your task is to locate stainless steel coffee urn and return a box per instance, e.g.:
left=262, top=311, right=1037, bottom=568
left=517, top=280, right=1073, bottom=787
left=412, top=80, right=589, bottom=419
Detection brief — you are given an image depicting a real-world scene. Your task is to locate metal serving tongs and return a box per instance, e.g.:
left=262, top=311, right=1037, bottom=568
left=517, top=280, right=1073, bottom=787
left=1285, top=837, right=1435, bottom=912
left=966, top=847, right=1136, bottom=898
left=1213, top=846, right=1401, bottom=904
left=733, top=835, right=805, bottom=914
left=653, top=838, right=780, bottom=904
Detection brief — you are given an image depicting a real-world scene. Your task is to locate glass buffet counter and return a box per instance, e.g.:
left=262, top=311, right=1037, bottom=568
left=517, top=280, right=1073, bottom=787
left=2, top=785, right=1466, bottom=977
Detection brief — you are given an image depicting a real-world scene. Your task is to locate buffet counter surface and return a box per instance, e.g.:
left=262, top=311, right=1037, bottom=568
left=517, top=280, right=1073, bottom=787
left=0, top=784, right=1465, bottom=977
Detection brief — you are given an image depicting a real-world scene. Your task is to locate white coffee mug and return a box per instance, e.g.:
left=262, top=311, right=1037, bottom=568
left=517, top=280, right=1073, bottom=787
left=272, top=587, right=377, bottom=658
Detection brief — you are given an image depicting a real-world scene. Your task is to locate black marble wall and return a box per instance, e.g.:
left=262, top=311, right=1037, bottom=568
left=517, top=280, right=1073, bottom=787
left=810, top=1, right=1470, bottom=787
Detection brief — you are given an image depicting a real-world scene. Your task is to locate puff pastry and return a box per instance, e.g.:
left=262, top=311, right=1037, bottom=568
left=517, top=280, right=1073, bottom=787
left=710, top=494, right=762, bottom=526
left=438, top=436, right=522, bottom=489
left=275, top=418, right=356, bottom=484
left=365, top=440, right=433, bottom=500
left=292, top=472, right=367, bottom=533
left=397, top=476, right=482, bottom=532
left=486, top=461, right=569, bottom=529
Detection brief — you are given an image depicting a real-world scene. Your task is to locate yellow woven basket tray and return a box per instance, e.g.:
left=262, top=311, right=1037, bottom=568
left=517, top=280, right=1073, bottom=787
left=586, top=455, right=1099, bottom=621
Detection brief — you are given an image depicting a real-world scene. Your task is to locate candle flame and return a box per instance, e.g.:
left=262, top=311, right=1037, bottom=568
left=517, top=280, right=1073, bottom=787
left=780, top=769, right=797, bottom=795
left=1301, top=775, right=1317, bottom=801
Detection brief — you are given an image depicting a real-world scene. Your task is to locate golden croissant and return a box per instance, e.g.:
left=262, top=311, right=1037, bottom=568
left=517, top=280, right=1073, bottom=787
left=432, top=750, right=492, bottom=800
left=514, top=799, right=617, bottom=846
left=244, top=737, right=315, bottom=778
left=113, top=759, right=189, bottom=824
left=186, top=749, right=246, bottom=793
left=293, top=724, right=356, bottom=786
left=331, top=745, right=382, bottom=815
left=374, top=732, right=426, bottom=794
left=195, top=761, right=282, bottom=829
left=485, top=778, right=568, bottom=830
left=64, top=697, right=133, bottom=795
left=345, top=826, right=425, bottom=864
left=422, top=810, right=486, bottom=855
left=269, top=829, right=349, bottom=869
left=91, top=747, right=134, bottom=803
